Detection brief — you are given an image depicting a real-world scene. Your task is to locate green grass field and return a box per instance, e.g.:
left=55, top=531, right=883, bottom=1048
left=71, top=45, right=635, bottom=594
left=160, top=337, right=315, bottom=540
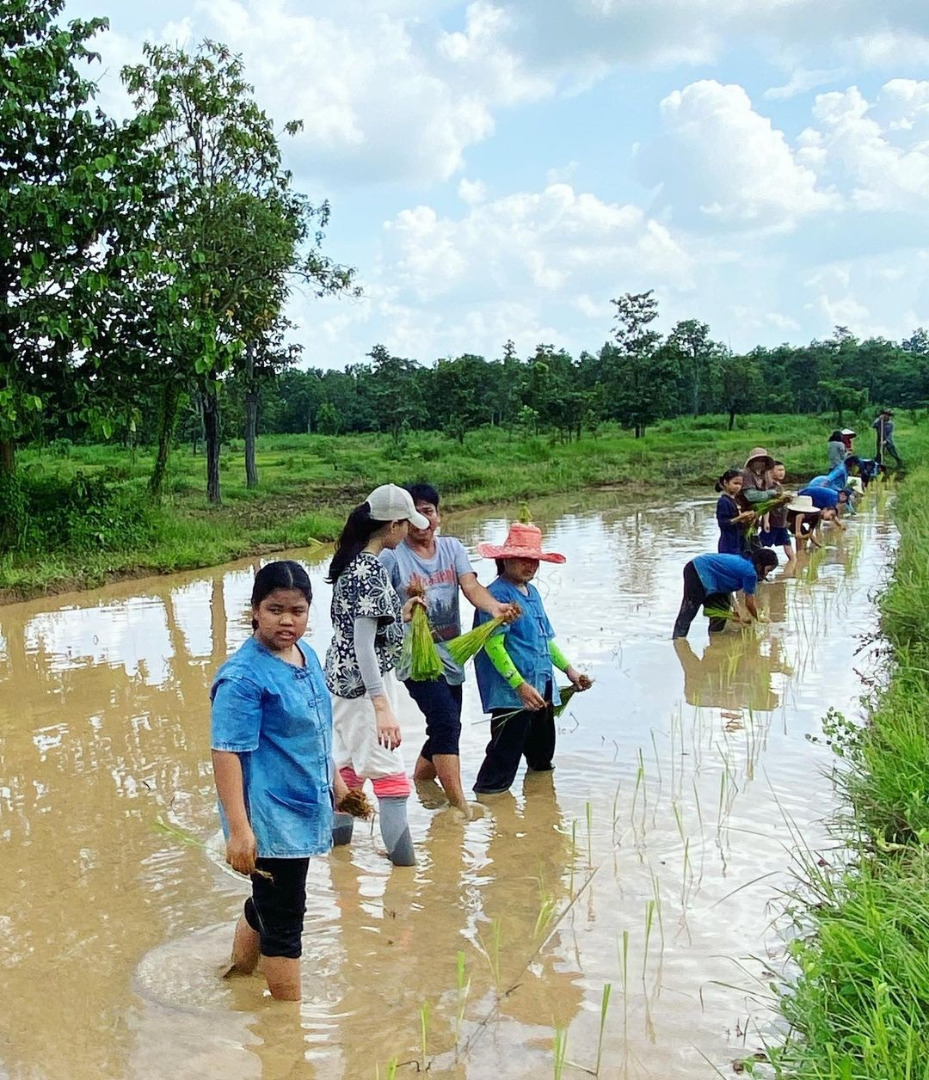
left=1, top=411, right=923, bottom=600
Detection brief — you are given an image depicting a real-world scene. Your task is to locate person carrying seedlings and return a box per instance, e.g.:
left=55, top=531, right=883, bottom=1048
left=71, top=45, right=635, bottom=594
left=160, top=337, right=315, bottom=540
left=324, top=484, right=429, bottom=867
left=380, top=482, right=518, bottom=814
left=873, top=409, right=903, bottom=467
left=715, top=469, right=756, bottom=555
left=737, top=447, right=777, bottom=513
left=671, top=548, right=778, bottom=640
left=759, top=460, right=794, bottom=563
left=211, top=560, right=337, bottom=1001
left=470, top=522, right=591, bottom=796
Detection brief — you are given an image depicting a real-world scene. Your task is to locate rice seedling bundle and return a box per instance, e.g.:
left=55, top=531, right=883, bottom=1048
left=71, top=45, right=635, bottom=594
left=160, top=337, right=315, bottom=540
left=446, top=602, right=522, bottom=666
left=404, top=603, right=444, bottom=681
left=338, top=789, right=374, bottom=819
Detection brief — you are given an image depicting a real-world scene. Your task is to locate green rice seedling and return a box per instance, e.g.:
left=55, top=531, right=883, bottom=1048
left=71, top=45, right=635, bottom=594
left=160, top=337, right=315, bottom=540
left=648, top=867, right=665, bottom=952
left=153, top=816, right=274, bottom=880
left=534, top=873, right=557, bottom=942
left=420, top=1000, right=430, bottom=1072
left=552, top=683, right=577, bottom=718
left=445, top=608, right=516, bottom=666
left=569, top=820, right=578, bottom=899
left=552, top=1029, right=568, bottom=1080
left=478, top=916, right=503, bottom=990
left=642, top=899, right=655, bottom=978
left=594, top=983, right=612, bottom=1076
left=619, top=930, right=630, bottom=1041
left=454, top=950, right=470, bottom=1049
left=610, top=781, right=621, bottom=845
left=585, top=801, right=593, bottom=869
left=404, top=603, right=444, bottom=681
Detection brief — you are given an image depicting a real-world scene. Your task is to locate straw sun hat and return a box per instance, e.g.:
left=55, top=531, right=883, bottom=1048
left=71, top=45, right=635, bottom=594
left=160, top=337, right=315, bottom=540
left=786, top=494, right=818, bottom=513
left=477, top=522, right=566, bottom=563
left=744, top=446, right=775, bottom=469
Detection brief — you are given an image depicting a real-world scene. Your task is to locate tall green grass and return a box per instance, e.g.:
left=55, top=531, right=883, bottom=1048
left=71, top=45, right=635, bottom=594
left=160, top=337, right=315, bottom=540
left=769, top=469, right=929, bottom=1080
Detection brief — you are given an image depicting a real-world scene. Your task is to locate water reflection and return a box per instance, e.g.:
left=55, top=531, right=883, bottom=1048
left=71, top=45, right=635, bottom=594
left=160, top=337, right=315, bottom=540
left=0, top=491, right=895, bottom=1080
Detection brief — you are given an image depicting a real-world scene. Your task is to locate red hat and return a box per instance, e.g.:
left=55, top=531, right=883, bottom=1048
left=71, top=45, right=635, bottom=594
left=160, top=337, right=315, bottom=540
left=477, top=522, right=566, bottom=564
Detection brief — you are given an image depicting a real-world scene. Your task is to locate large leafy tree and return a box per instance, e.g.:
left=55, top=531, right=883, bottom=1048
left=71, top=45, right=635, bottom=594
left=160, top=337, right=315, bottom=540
left=0, top=0, right=146, bottom=487
left=122, top=39, right=355, bottom=503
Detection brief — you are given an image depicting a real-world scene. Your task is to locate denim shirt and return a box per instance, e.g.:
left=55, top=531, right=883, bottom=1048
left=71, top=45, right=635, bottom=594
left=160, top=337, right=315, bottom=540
left=473, top=578, right=562, bottom=712
left=211, top=636, right=333, bottom=858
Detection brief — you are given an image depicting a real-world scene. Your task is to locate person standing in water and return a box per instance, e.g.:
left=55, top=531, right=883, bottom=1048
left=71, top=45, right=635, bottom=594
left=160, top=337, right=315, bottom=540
left=325, top=484, right=429, bottom=867
left=211, top=560, right=333, bottom=1001
left=759, top=460, right=794, bottom=563
left=873, top=409, right=903, bottom=467
left=471, top=522, right=591, bottom=796
left=380, top=483, right=518, bottom=814
left=714, top=469, right=756, bottom=555
left=738, top=447, right=776, bottom=510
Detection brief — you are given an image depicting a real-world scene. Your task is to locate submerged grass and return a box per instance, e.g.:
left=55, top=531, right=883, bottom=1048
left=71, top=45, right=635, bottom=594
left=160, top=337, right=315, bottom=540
left=769, top=467, right=929, bottom=1079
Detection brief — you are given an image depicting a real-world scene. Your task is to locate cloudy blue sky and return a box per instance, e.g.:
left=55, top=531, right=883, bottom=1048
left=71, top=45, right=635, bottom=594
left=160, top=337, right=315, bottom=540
left=62, top=0, right=929, bottom=369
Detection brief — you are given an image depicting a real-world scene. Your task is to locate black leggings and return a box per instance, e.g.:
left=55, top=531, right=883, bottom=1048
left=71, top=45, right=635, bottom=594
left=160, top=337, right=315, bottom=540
left=243, top=857, right=310, bottom=959
left=473, top=687, right=555, bottom=795
left=672, top=562, right=732, bottom=639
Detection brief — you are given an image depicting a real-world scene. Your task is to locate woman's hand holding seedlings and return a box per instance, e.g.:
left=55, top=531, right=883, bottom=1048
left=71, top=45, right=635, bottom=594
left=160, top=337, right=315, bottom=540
left=566, top=667, right=593, bottom=691
left=226, top=824, right=258, bottom=877
left=401, top=596, right=427, bottom=623
left=517, top=682, right=547, bottom=711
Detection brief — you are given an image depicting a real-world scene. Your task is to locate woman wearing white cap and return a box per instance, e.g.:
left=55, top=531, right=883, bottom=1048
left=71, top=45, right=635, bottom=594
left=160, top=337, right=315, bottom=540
left=324, top=485, right=429, bottom=866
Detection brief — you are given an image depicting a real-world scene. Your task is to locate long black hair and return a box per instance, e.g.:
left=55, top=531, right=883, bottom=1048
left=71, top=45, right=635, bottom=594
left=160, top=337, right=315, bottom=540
left=250, top=561, right=312, bottom=629
left=327, top=502, right=386, bottom=584
left=714, top=468, right=742, bottom=493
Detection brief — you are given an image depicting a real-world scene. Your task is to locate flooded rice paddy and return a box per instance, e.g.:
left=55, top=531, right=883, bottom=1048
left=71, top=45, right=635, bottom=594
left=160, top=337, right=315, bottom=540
left=0, top=490, right=897, bottom=1080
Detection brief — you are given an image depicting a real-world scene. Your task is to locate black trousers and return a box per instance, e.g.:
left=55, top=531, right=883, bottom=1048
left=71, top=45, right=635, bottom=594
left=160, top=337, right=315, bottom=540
left=672, top=561, right=732, bottom=639
left=473, top=688, right=555, bottom=795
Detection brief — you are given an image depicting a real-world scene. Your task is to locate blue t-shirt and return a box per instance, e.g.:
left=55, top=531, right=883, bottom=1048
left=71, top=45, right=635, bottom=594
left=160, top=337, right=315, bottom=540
left=715, top=494, right=744, bottom=555
left=693, top=554, right=758, bottom=596
left=799, top=485, right=839, bottom=509
left=473, top=577, right=562, bottom=712
left=211, top=636, right=333, bottom=858
left=380, top=536, right=475, bottom=684
left=809, top=462, right=848, bottom=491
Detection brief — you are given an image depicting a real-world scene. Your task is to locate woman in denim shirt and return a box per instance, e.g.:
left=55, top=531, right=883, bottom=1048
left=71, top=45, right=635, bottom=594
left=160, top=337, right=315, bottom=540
left=471, top=523, right=591, bottom=795
left=211, top=560, right=334, bottom=1001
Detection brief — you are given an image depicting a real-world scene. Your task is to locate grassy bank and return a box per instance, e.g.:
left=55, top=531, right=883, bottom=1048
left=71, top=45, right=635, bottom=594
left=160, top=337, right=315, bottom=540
left=2, top=412, right=924, bottom=601
left=767, top=470, right=929, bottom=1078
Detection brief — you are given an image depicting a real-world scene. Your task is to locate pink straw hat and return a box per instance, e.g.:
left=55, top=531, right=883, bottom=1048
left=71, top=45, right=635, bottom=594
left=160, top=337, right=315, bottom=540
left=477, top=522, right=566, bottom=564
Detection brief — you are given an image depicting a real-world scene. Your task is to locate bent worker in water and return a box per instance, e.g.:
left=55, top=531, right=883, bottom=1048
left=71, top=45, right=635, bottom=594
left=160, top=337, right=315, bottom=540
left=672, top=549, right=778, bottom=640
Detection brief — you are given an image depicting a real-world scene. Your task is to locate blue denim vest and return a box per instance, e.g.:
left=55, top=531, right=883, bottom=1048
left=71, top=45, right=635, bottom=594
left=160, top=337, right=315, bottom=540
left=474, top=578, right=562, bottom=712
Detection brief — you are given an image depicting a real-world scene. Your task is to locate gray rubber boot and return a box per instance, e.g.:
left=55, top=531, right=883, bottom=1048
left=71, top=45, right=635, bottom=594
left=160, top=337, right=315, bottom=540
left=332, top=811, right=354, bottom=847
left=378, top=796, right=417, bottom=866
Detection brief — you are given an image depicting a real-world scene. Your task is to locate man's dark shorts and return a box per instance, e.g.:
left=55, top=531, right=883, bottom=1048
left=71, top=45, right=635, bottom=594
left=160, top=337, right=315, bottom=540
left=405, top=677, right=463, bottom=758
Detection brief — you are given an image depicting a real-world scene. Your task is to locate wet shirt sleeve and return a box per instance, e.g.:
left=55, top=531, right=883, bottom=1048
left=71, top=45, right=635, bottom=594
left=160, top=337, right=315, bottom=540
left=211, top=675, right=263, bottom=752
left=740, top=569, right=757, bottom=596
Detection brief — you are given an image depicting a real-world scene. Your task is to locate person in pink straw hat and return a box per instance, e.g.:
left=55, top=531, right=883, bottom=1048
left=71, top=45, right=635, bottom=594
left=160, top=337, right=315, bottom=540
left=471, top=521, right=592, bottom=796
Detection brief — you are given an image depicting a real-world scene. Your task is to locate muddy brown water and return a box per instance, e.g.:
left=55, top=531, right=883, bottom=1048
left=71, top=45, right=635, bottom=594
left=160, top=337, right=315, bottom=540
left=0, top=490, right=896, bottom=1080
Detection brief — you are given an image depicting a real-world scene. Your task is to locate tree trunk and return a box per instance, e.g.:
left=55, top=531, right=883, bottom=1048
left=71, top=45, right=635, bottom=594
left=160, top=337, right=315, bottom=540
left=201, top=382, right=222, bottom=505
left=728, top=408, right=736, bottom=431
left=149, top=381, right=181, bottom=499
left=0, top=438, right=14, bottom=476
left=243, top=340, right=259, bottom=489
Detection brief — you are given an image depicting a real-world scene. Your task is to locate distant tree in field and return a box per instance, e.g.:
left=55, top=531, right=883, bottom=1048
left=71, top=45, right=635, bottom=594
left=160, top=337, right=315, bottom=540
left=608, top=291, right=677, bottom=438
left=716, top=350, right=762, bottom=430
left=367, top=345, right=423, bottom=443
left=667, top=318, right=720, bottom=417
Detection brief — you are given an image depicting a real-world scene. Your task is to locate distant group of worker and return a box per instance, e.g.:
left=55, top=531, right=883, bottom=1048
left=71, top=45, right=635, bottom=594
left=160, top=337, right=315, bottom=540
left=673, top=413, right=902, bottom=640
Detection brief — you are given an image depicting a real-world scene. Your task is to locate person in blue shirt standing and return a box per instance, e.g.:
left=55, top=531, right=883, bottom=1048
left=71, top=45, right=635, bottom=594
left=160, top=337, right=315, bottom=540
left=211, top=560, right=335, bottom=1001
left=471, top=522, right=591, bottom=796
left=672, top=549, right=778, bottom=640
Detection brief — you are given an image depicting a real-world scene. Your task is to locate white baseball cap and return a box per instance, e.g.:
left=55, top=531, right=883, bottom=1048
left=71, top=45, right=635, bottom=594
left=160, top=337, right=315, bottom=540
left=365, top=484, right=430, bottom=529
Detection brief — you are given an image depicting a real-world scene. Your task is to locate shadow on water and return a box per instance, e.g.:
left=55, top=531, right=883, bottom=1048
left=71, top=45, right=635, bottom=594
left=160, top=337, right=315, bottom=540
left=0, top=489, right=896, bottom=1079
